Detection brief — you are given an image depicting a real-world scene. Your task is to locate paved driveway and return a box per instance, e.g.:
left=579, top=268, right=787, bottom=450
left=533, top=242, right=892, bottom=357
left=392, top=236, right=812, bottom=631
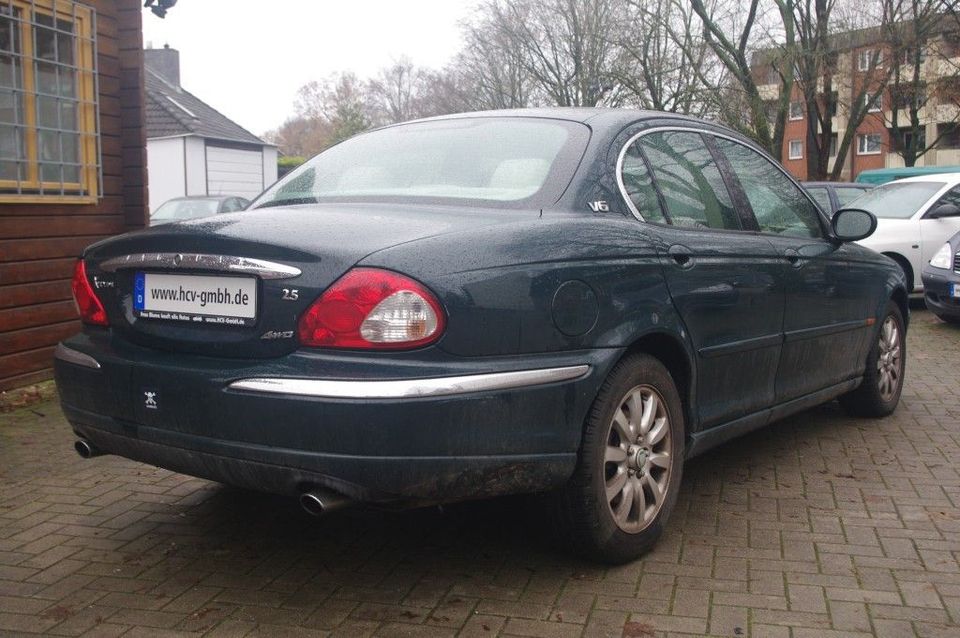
left=1, top=310, right=958, bottom=638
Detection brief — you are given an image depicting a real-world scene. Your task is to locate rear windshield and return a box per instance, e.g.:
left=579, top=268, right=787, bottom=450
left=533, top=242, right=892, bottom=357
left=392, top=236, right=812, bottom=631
left=251, top=118, right=589, bottom=209
left=847, top=181, right=944, bottom=219
left=152, top=199, right=220, bottom=222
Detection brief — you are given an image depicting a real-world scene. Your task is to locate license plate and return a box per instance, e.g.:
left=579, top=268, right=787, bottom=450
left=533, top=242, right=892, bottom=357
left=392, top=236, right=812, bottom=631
left=951, top=283, right=960, bottom=299
left=134, top=272, right=257, bottom=326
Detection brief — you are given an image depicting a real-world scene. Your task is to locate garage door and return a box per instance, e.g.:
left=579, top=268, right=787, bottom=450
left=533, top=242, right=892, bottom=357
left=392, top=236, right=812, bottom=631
left=206, top=146, right=264, bottom=199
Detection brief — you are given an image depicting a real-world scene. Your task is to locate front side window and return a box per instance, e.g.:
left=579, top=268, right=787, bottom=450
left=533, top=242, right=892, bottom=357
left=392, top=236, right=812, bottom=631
left=835, top=187, right=869, bottom=207
left=714, top=137, right=823, bottom=238
left=0, top=1, right=98, bottom=202
left=636, top=131, right=740, bottom=231
left=252, top=118, right=589, bottom=209
left=933, top=186, right=960, bottom=211
left=858, top=134, right=882, bottom=155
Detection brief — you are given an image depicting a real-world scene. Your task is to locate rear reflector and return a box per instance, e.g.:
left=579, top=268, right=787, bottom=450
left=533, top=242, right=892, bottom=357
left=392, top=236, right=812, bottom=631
left=71, top=259, right=108, bottom=326
left=298, top=268, right=445, bottom=349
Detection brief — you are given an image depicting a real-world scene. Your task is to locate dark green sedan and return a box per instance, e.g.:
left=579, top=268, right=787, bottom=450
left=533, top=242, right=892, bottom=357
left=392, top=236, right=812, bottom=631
left=55, top=109, right=908, bottom=563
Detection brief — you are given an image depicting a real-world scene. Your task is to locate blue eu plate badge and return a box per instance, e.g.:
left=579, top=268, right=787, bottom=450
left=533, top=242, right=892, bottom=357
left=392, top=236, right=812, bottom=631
left=134, top=272, right=145, bottom=311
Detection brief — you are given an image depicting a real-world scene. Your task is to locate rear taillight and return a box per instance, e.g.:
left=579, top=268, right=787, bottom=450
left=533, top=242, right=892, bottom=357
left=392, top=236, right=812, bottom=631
left=297, top=268, right=445, bottom=349
left=71, top=259, right=108, bottom=326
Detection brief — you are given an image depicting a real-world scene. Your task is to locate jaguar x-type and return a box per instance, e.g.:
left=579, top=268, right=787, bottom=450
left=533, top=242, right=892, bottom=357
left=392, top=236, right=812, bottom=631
left=56, top=109, right=908, bottom=562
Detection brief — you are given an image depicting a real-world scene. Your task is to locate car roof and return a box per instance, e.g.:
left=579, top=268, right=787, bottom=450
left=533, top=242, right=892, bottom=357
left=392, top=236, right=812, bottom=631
left=885, top=173, right=960, bottom=185
left=399, top=107, right=759, bottom=140
left=163, top=195, right=242, bottom=202
left=802, top=181, right=872, bottom=188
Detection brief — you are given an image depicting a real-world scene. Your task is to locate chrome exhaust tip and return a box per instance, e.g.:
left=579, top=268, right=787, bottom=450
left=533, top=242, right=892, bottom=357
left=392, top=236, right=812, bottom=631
left=74, top=439, right=102, bottom=459
left=299, top=488, right=350, bottom=517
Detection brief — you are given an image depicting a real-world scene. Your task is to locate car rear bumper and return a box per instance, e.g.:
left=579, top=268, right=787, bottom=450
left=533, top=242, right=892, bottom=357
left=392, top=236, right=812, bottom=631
left=54, top=334, right=617, bottom=504
left=921, top=270, right=960, bottom=319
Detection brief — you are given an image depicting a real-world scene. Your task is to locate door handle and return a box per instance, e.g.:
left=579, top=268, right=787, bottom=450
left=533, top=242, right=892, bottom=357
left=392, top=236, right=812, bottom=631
left=668, top=244, right=693, bottom=267
left=784, top=249, right=802, bottom=267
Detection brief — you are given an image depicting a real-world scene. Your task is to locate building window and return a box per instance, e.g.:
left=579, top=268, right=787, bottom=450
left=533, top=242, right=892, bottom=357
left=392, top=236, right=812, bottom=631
left=937, top=123, right=959, bottom=149
left=857, top=49, right=879, bottom=71
left=788, top=139, right=803, bottom=160
left=789, top=100, right=804, bottom=121
left=829, top=133, right=838, bottom=157
left=857, top=133, right=882, bottom=155
left=0, top=0, right=99, bottom=203
left=893, top=83, right=925, bottom=111
left=867, top=91, right=883, bottom=113
left=899, top=44, right=926, bottom=66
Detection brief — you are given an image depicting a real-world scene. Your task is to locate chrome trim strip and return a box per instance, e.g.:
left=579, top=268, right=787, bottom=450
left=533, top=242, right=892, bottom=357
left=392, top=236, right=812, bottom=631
left=54, top=344, right=101, bottom=370
left=228, top=365, right=591, bottom=399
left=99, top=253, right=302, bottom=279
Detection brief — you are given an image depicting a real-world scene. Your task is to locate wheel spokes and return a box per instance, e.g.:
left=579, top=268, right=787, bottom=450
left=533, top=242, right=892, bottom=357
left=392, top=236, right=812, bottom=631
left=606, top=469, right=627, bottom=501
left=603, top=384, right=674, bottom=534
left=605, top=445, right=628, bottom=464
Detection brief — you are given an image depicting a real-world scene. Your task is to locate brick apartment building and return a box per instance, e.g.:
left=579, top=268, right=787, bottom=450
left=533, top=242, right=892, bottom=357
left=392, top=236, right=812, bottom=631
left=752, top=18, right=960, bottom=181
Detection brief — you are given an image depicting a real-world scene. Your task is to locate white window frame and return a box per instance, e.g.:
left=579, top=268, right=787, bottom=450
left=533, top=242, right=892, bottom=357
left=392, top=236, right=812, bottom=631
left=788, top=139, right=803, bottom=160
left=857, top=133, right=882, bottom=155
left=858, top=49, right=876, bottom=71
left=789, top=101, right=804, bottom=121
left=868, top=91, right=883, bottom=113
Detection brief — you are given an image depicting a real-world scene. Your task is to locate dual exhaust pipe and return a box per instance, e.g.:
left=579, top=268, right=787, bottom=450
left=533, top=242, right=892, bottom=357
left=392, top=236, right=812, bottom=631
left=299, top=487, right=351, bottom=517
left=74, top=439, right=103, bottom=459
left=75, top=438, right=350, bottom=517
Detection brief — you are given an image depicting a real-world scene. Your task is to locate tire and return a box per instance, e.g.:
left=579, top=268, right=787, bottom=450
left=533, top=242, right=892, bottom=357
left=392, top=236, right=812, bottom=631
left=934, top=313, right=960, bottom=326
left=548, top=353, right=685, bottom=563
left=839, top=301, right=906, bottom=417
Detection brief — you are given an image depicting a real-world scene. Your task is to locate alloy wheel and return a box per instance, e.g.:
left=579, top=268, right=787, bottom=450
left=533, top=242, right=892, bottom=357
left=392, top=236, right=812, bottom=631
left=877, top=315, right=902, bottom=402
left=604, top=385, right=673, bottom=533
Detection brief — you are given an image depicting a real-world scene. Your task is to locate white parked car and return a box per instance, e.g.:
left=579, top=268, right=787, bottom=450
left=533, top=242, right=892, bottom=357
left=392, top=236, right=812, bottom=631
left=850, top=173, right=960, bottom=292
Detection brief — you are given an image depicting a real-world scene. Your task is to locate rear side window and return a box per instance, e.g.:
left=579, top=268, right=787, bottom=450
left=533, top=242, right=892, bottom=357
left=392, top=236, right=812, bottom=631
left=806, top=187, right=832, bottom=212
left=636, top=131, right=740, bottom=230
left=621, top=143, right=665, bottom=223
left=714, top=138, right=823, bottom=238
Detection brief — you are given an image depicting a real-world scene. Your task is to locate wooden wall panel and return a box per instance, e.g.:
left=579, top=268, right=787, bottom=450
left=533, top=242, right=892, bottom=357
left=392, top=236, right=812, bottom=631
left=0, top=0, right=147, bottom=391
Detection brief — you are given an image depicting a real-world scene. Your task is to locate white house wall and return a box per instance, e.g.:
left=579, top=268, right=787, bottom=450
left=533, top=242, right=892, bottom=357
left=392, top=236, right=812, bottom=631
left=262, top=146, right=278, bottom=189
left=206, top=146, right=267, bottom=199
left=185, top=137, right=208, bottom=196
left=146, top=137, right=187, bottom=213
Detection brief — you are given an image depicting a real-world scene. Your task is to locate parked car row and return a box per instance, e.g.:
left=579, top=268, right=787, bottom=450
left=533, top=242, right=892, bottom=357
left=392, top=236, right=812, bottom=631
left=803, top=175, right=960, bottom=318
left=150, top=195, right=250, bottom=226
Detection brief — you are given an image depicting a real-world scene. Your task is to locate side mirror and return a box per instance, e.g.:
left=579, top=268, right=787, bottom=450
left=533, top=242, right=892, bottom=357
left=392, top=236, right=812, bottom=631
left=832, top=208, right=877, bottom=242
left=927, top=203, right=960, bottom=219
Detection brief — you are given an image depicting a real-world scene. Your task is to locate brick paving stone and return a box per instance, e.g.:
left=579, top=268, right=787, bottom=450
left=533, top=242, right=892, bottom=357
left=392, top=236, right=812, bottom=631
left=0, top=309, right=958, bottom=636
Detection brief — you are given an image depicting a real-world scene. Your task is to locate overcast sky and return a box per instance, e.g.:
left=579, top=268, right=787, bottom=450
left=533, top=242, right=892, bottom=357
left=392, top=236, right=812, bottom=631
left=141, top=1, right=477, bottom=136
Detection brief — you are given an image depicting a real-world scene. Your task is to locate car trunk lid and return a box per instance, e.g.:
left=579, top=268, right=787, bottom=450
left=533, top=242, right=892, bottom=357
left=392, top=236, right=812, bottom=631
left=83, top=203, right=515, bottom=358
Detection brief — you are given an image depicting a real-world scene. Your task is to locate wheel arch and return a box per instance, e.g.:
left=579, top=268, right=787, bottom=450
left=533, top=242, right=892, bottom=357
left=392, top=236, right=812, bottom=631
left=882, top=251, right=914, bottom=293
left=890, top=285, right=909, bottom=329
left=620, top=331, right=696, bottom=435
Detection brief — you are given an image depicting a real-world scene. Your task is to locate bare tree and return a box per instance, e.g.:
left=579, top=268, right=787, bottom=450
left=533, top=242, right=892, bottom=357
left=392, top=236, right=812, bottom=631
left=884, top=0, right=960, bottom=166
left=367, top=57, right=429, bottom=125
left=688, top=0, right=796, bottom=157
left=295, top=72, right=372, bottom=145
left=262, top=116, right=332, bottom=158
left=615, top=0, right=718, bottom=115
left=476, top=0, right=626, bottom=107
left=450, top=7, right=536, bottom=110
